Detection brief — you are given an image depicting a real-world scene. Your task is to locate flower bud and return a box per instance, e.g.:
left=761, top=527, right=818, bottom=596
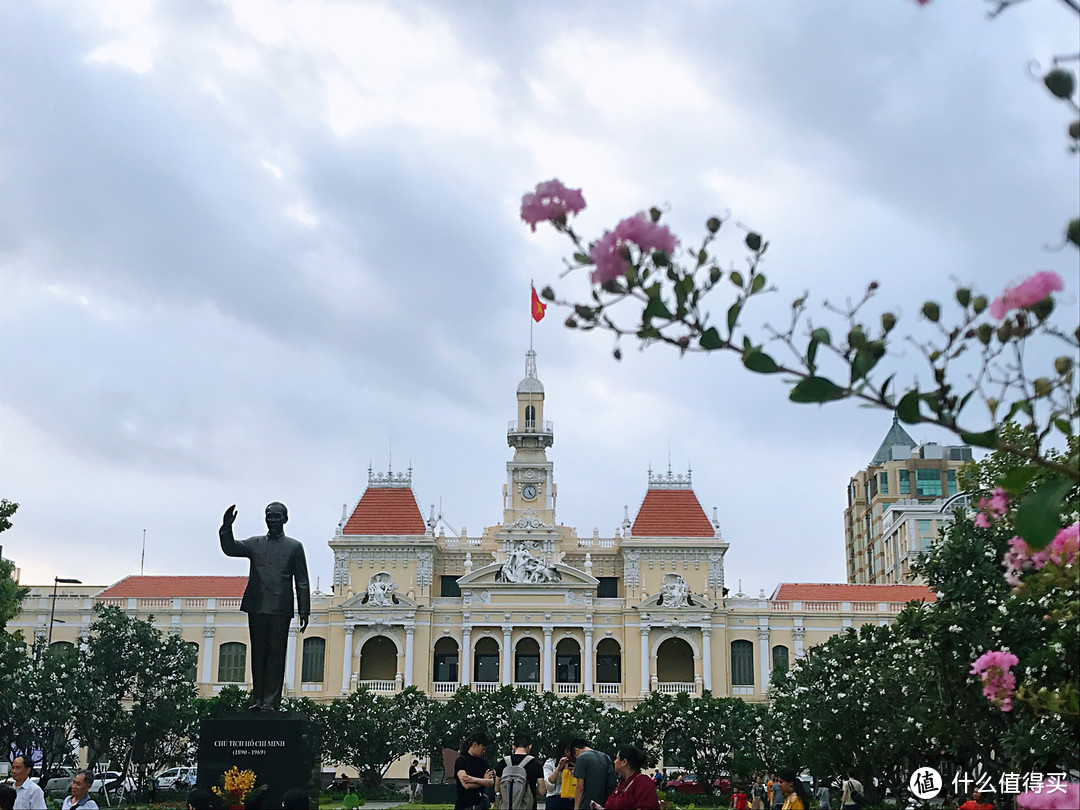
left=1068, top=218, right=1079, bottom=248
left=868, top=281, right=879, bottom=291
left=955, top=288, right=971, bottom=307
left=997, top=322, right=1013, bottom=343
left=1055, top=356, right=1073, bottom=375
left=881, top=312, right=897, bottom=332
left=972, top=296, right=987, bottom=314
left=706, top=217, right=721, bottom=233
left=649, top=207, right=662, bottom=222
left=1034, top=378, right=1052, bottom=397
left=869, top=340, right=886, bottom=359
left=922, top=301, right=940, bottom=322
left=677, top=336, right=690, bottom=349
left=986, top=397, right=999, bottom=415
left=1044, top=68, right=1077, bottom=100
left=848, top=326, right=867, bottom=350
left=977, top=324, right=993, bottom=345
left=710, top=267, right=722, bottom=284
left=565, top=317, right=578, bottom=329
left=613, top=347, right=622, bottom=361
left=745, top=232, right=762, bottom=252
left=1070, top=120, right=1080, bottom=140
left=541, top=286, right=555, bottom=301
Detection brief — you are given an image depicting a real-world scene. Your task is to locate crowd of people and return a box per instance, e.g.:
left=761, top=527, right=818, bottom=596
left=449, top=732, right=826, bottom=810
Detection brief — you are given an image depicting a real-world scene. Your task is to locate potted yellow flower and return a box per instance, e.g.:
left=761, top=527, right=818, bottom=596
left=212, top=766, right=268, bottom=809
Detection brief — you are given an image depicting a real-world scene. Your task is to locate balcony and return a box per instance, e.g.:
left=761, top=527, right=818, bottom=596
left=555, top=683, right=582, bottom=695
left=513, top=682, right=542, bottom=692
left=357, top=679, right=398, bottom=694
left=507, top=420, right=553, bottom=436
left=473, top=682, right=499, bottom=693
left=594, top=683, right=620, bottom=696
left=433, top=681, right=459, bottom=695
left=655, top=681, right=698, bottom=695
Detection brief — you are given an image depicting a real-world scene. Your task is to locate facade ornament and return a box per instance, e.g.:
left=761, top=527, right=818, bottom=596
left=464, top=552, right=473, bottom=573
left=659, top=573, right=692, bottom=608
left=364, top=572, right=398, bottom=606
left=509, top=509, right=555, bottom=530
left=203, top=627, right=216, bottom=639
left=647, top=464, right=693, bottom=489
left=367, top=464, right=413, bottom=488
left=623, top=550, right=640, bottom=588
left=416, top=551, right=434, bottom=588
left=757, top=626, right=770, bottom=642
left=707, top=552, right=724, bottom=591
left=497, top=542, right=561, bottom=583
left=333, top=550, right=349, bottom=589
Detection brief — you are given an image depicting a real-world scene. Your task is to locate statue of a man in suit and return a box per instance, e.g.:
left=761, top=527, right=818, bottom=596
left=219, top=502, right=310, bottom=711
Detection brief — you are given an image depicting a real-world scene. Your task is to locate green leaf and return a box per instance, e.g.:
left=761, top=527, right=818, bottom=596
left=999, top=467, right=1041, bottom=495
left=878, top=374, right=896, bottom=400
left=806, top=338, right=820, bottom=373
left=789, top=376, right=847, bottom=404
left=1016, top=478, right=1073, bottom=550
left=959, top=428, right=997, bottom=449
left=699, top=327, right=722, bottom=351
left=750, top=273, right=766, bottom=293
left=810, top=327, right=831, bottom=346
left=742, top=348, right=780, bottom=374
left=730, top=271, right=744, bottom=288
left=643, top=296, right=672, bottom=322
left=850, top=348, right=881, bottom=383
left=1054, top=417, right=1074, bottom=436
left=727, top=302, right=741, bottom=334
left=897, top=390, right=921, bottom=424
left=573, top=252, right=591, bottom=265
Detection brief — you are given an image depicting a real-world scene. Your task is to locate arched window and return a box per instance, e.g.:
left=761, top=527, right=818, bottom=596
left=772, top=645, right=789, bottom=676
left=524, top=405, right=536, bottom=428
left=595, top=638, right=622, bottom=684
left=731, top=640, right=753, bottom=686
left=515, top=638, right=541, bottom=683
left=555, top=638, right=581, bottom=683
left=473, top=637, right=500, bottom=683
left=48, top=641, right=76, bottom=660
left=656, top=638, right=694, bottom=683
left=358, top=636, right=397, bottom=681
left=218, top=642, right=246, bottom=683
left=302, top=637, right=326, bottom=683
left=433, top=637, right=459, bottom=683
left=183, top=642, right=199, bottom=681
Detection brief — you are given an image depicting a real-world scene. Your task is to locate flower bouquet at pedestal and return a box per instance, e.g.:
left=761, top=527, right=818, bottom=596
left=212, top=766, right=268, bottom=809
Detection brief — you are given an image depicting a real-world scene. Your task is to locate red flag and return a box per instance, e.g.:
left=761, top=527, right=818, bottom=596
left=531, top=286, right=547, bottom=322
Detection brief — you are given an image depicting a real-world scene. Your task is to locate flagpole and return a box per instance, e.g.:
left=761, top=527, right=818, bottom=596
left=530, top=278, right=534, bottom=351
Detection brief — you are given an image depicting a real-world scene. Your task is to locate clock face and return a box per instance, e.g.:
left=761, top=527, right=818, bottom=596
left=522, top=484, right=537, bottom=500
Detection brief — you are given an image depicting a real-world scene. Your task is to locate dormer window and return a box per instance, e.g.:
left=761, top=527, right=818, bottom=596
left=525, top=405, right=536, bottom=428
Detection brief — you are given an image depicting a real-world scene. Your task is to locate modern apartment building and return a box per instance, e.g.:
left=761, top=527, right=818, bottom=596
left=845, top=415, right=972, bottom=584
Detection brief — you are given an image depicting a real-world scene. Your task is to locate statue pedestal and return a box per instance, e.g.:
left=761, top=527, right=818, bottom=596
left=197, top=712, right=319, bottom=809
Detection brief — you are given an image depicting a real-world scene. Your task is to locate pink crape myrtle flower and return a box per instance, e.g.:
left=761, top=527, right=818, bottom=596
left=520, top=179, right=586, bottom=231
left=971, top=649, right=1019, bottom=711
left=988, top=270, right=1064, bottom=319
left=588, top=212, right=679, bottom=284
left=975, top=488, right=1009, bottom=528
left=1002, top=522, right=1078, bottom=586
left=1017, top=783, right=1080, bottom=809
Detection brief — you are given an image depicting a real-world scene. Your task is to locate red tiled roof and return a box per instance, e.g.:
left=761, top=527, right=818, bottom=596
left=772, top=583, right=936, bottom=603
left=631, top=488, right=715, bottom=537
left=96, top=576, right=247, bottom=598
left=343, top=487, right=426, bottom=535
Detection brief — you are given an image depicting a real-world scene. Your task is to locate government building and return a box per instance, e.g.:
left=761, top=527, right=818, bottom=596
left=10, top=350, right=932, bottom=706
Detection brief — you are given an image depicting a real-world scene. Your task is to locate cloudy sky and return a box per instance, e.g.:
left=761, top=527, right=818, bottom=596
left=1, top=0, right=1076, bottom=595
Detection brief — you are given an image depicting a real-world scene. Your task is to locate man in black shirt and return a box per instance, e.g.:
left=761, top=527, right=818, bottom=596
left=455, top=732, right=496, bottom=810
left=494, top=731, right=546, bottom=810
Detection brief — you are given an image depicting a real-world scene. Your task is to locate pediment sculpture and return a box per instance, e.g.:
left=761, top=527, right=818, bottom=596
left=496, top=543, right=561, bottom=583
left=659, top=573, right=693, bottom=607
left=364, top=571, right=398, bottom=606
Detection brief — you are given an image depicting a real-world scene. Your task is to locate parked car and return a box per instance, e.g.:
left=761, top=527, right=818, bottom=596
left=91, top=771, right=136, bottom=795
left=667, top=773, right=706, bottom=795
left=155, top=766, right=197, bottom=790
left=43, top=767, right=79, bottom=795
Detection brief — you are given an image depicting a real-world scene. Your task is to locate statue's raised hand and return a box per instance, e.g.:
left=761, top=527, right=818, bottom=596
left=221, top=505, right=238, bottom=530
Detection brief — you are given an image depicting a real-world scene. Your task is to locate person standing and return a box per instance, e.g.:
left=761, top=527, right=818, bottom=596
left=776, top=770, right=808, bottom=810
left=840, top=773, right=863, bottom=810
left=0, top=785, right=17, bottom=810
left=455, top=732, right=497, bottom=810
left=61, top=771, right=98, bottom=810
left=416, top=763, right=431, bottom=803
left=590, top=746, right=658, bottom=810
left=771, top=775, right=785, bottom=810
left=571, top=739, right=616, bottom=810
left=10, top=755, right=45, bottom=810
left=409, top=760, right=420, bottom=803
left=494, top=731, right=545, bottom=810
left=543, top=741, right=576, bottom=810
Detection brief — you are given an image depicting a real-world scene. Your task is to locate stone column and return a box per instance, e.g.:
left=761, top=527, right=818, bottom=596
left=285, top=625, right=298, bottom=694
left=501, top=625, right=513, bottom=686
left=342, top=625, right=354, bottom=694
left=542, top=625, right=553, bottom=691
left=701, top=627, right=713, bottom=692
left=201, top=627, right=215, bottom=685
left=639, top=624, right=650, bottom=696
left=793, top=627, right=806, bottom=659
left=583, top=626, right=594, bottom=693
left=757, top=626, right=770, bottom=693
left=461, top=627, right=472, bottom=687
left=404, top=624, right=415, bottom=688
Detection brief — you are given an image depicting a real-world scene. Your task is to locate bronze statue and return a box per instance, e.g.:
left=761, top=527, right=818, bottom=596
left=219, top=502, right=310, bottom=711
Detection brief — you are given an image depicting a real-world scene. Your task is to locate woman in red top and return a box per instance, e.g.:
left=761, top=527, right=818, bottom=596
left=591, top=745, right=659, bottom=810
left=731, top=786, right=750, bottom=810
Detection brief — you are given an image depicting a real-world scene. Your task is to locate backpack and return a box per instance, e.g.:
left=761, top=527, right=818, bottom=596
left=498, top=754, right=534, bottom=810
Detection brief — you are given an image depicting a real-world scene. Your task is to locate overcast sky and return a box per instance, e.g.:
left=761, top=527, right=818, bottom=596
left=1, top=0, right=1076, bottom=596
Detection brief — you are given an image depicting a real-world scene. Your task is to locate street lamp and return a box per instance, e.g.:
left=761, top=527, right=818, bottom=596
left=48, top=577, right=81, bottom=646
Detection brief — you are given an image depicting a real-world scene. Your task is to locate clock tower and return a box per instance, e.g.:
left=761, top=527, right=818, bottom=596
left=503, top=349, right=556, bottom=526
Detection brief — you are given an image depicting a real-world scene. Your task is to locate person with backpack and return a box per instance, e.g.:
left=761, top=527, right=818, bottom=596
left=494, top=731, right=546, bottom=810
left=841, top=772, right=864, bottom=810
